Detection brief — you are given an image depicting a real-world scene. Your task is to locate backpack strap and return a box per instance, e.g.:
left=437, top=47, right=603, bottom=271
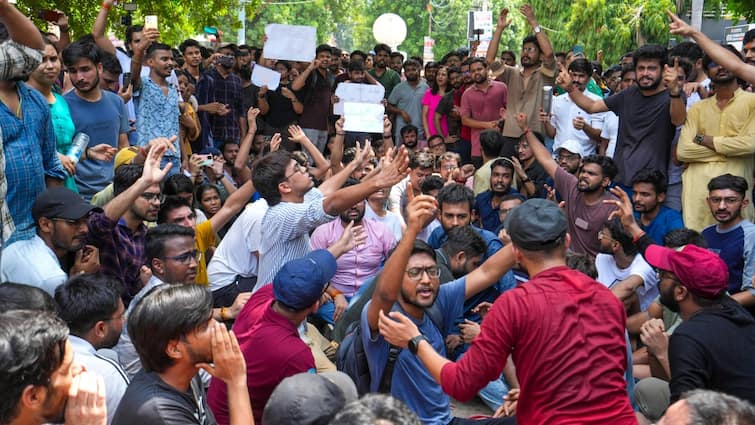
left=377, top=302, right=446, bottom=393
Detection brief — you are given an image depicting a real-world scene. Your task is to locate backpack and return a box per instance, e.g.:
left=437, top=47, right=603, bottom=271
left=336, top=302, right=444, bottom=396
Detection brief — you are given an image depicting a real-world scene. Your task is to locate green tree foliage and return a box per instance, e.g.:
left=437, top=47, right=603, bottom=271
left=14, top=0, right=257, bottom=46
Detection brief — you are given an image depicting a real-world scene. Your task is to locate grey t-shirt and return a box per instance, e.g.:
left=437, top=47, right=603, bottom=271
left=604, top=86, right=677, bottom=186
left=388, top=80, right=429, bottom=142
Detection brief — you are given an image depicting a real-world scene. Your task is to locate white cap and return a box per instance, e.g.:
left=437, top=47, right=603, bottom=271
left=556, top=139, right=583, bottom=157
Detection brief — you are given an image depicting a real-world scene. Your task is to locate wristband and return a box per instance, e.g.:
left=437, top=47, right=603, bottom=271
left=632, top=231, right=646, bottom=244
left=101, top=2, right=111, bottom=11
left=220, top=307, right=227, bottom=321
left=330, top=289, right=343, bottom=297
left=669, top=92, right=681, bottom=98
left=383, top=133, right=392, bottom=138
left=336, top=132, right=346, bottom=136
left=521, top=176, right=531, bottom=183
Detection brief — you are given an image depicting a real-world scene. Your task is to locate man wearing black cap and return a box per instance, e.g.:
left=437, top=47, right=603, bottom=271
left=379, top=198, right=635, bottom=424
left=1, top=187, right=100, bottom=294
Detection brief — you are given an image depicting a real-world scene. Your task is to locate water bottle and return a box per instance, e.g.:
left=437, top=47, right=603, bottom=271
left=542, top=86, right=553, bottom=114
left=66, top=133, right=90, bottom=163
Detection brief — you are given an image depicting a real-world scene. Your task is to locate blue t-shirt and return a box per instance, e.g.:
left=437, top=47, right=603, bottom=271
left=64, top=90, right=129, bottom=200
left=474, top=189, right=519, bottom=233
left=361, top=278, right=466, bottom=425
left=702, top=221, right=755, bottom=294
left=635, top=206, right=684, bottom=245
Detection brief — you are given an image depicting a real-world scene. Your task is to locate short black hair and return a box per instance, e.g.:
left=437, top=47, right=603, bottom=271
left=252, top=151, right=293, bottom=206
left=437, top=183, right=474, bottom=212
left=348, top=60, right=365, bottom=73
left=316, top=44, right=333, bottom=56
left=400, top=124, right=418, bottom=137
left=403, top=59, right=421, bottom=70
left=113, top=164, right=144, bottom=196
left=101, top=52, right=123, bottom=75
left=568, top=58, right=593, bottom=75
left=179, top=38, right=201, bottom=54
left=664, top=228, right=707, bottom=249
left=374, top=44, right=391, bottom=55
left=147, top=42, right=172, bottom=59
left=330, top=394, right=421, bottom=425
left=500, top=50, right=516, bottom=60
left=604, top=217, right=637, bottom=256
left=565, top=252, right=598, bottom=279
left=442, top=225, right=486, bottom=260
left=350, top=50, right=367, bottom=61
left=522, top=35, right=541, bottom=52
left=744, top=29, right=755, bottom=45
left=62, top=39, right=102, bottom=67
left=491, top=158, right=515, bottom=174
left=157, top=195, right=193, bottom=224
left=125, top=25, right=144, bottom=46
left=128, top=284, right=213, bottom=373
left=480, top=130, right=504, bottom=158
left=667, top=55, right=693, bottom=79
left=55, top=274, right=123, bottom=336
left=670, top=41, right=703, bottom=62
left=163, top=174, right=195, bottom=197
left=631, top=168, right=668, bottom=194
left=145, top=223, right=196, bottom=264
left=0, top=283, right=58, bottom=314
left=0, top=310, right=69, bottom=425
left=632, top=44, right=667, bottom=68
left=708, top=173, right=748, bottom=197
left=469, top=57, right=487, bottom=68
left=582, top=154, right=618, bottom=180
left=420, top=175, right=445, bottom=194
left=446, top=66, right=461, bottom=76
left=195, top=184, right=221, bottom=211
left=621, top=64, right=635, bottom=78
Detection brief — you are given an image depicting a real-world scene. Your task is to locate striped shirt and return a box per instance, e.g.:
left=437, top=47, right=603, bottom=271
left=254, top=188, right=335, bottom=290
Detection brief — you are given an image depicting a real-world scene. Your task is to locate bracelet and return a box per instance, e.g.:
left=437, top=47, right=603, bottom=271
left=336, top=132, right=345, bottom=136
left=522, top=128, right=530, bottom=136
left=383, top=133, right=392, bottom=138
left=521, top=176, right=531, bottom=183
left=632, top=231, right=646, bottom=244
left=101, top=2, right=111, bottom=11
left=220, top=307, right=227, bottom=321
left=330, top=289, right=343, bottom=297
left=669, top=92, right=681, bottom=98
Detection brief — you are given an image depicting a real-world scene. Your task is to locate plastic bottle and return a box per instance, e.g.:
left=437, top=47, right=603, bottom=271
left=66, top=133, right=90, bottom=163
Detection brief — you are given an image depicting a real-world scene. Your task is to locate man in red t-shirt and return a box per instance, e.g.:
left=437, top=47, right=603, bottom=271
left=379, top=199, right=636, bottom=424
left=207, top=249, right=337, bottom=425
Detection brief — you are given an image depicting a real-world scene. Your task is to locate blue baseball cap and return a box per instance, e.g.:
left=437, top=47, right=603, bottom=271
left=273, top=250, right=337, bottom=310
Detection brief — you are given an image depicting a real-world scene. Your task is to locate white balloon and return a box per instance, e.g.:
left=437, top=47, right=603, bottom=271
left=372, top=13, right=407, bottom=50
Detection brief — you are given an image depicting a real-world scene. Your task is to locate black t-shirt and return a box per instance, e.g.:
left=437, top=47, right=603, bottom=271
left=604, top=86, right=677, bottom=186
left=668, top=297, right=755, bottom=404
left=265, top=83, right=300, bottom=128
left=112, top=371, right=217, bottom=425
left=435, top=90, right=461, bottom=137
left=297, top=69, right=334, bottom=130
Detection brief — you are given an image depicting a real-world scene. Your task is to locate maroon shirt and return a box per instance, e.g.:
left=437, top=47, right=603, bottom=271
left=460, top=80, right=508, bottom=157
left=207, top=285, right=315, bottom=424
left=441, top=266, right=635, bottom=425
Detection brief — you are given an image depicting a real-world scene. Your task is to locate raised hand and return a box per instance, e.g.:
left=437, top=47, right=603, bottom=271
left=87, top=144, right=117, bottom=162
left=246, top=107, right=260, bottom=122
left=555, top=63, right=573, bottom=91
left=515, top=112, right=529, bottom=132
left=497, top=8, right=512, bottom=30
left=288, top=124, right=308, bottom=143
left=605, top=186, right=639, bottom=231
left=335, top=117, right=345, bottom=134
left=64, top=372, right=107, bottom=425
left=519, top=4, right=538, bottom=26
left=405, top=187, right=438, bottom=234
left=378, top=309, right=420, bottom=348
left=383, top=114, right=392, bottom=135
left=142, top=137, right=175, bottom=184
left=195, top=321, right=247, bottom=386
left=663, top=57, right=682, bottom=94
left=371, top=145, right=408, bottom=188
left=270, top=133, right=282, bottom=152
left=667, top=9, right=694, bottom=37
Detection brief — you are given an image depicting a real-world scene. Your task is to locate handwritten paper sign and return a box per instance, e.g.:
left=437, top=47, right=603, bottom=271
left=333, top=83, right=385, bottom=115
left=264, top=24, right=316, bottom=62
left=343, top=103, right=385, bottom=133
left=251, top=65, right=281, bottom=91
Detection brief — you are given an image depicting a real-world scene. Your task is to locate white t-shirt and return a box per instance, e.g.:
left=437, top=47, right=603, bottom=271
left=0, top=235, right=67, bottom=294
left=600, top=112, right=619, bottom=158
left=595, top=252, right=658, bottom=311
left=207, top=199, right=268, bottom=291
left=364, top=203, right=403, bottom=241
left=551, top=89, right=607, bottom=156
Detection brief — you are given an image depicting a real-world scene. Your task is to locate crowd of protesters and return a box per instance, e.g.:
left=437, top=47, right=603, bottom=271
left=1, top=0, right=755, bottom=424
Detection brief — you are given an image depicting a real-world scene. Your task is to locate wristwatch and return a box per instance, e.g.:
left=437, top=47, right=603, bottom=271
left=408, top=335, right=429, bottom=355
left=533, top=25, right=542, bottom=34
left=694, top=134, right=705, bottom=145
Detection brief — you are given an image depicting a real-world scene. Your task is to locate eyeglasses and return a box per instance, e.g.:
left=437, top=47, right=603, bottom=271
left=284, top=164, right=308, bottom=181
left=51, top=215, right=90, bottom=227
left=557, top=153, right=580, bottom=162
left=655, top=269, right=680, bottom=284
left=522, top=47, right=539, bottom=53
left=429, top=142, right=445, bottom=149
left=141, top=192, right=165, bottom=203
left=406, top=266, right=441, bottom=280
left=162, top=249, right=202, bottom=264
left=709, top=196, right=742, bottom=205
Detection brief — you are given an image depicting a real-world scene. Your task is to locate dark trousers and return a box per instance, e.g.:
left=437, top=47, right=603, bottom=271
left=211, top=275, right=257, bottom=308
left=449, top=416, right=516, bottom=425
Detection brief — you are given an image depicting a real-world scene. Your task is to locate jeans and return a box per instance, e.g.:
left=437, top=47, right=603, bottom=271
left=302, top=128, right=329, bottom=156
left=313, top=294, right=353, bottom=325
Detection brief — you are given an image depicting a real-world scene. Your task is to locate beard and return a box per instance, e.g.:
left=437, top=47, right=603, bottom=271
left=660, top=284, right=680, bottom=313
left=637, top=74, right=661, bottom=90
left=576, top=179, right=602, bottom=193
left=400, top=284, right=437, bottom=309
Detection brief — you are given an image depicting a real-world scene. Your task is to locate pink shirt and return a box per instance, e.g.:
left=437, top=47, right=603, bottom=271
left=310, top=218, right=396, bottom=296
left=460, top=80, right=508, bottom=157
left=421, top=89, right=448, bottom=137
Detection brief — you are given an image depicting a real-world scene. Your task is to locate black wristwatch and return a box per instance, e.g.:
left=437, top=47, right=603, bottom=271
left=408, top=334, right=429, bottom=355
left=694, top=134, right=705, bottom=145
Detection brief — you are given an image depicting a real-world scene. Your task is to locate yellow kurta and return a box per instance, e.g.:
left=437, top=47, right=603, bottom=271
left=678, top=89, right=755, bottom=231
left=195, top=219, right=217, bottom=285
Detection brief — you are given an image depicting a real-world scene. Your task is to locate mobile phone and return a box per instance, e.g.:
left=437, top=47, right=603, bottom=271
left=37, top=9, right=62, bottom=22
left=144, top=15, right=158, bottom=30
left=263, top=136, right=272, bottom=145
left=199, top=154, right=214, bottom=167
left=122, top=72, right=132, bottom=89
left=203, top=26, right=218, bottom=35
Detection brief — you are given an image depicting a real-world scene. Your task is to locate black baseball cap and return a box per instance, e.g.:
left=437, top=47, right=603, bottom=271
left=32, top=188, right=102, bottom=222
left=505, top=198, right=567, bottom=250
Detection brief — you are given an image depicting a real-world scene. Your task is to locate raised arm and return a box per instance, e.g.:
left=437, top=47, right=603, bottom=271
left=104, top=139, right=173, bottom=220
left=668, top=10, right=755, bottom=85
left=520, top=4, right=555, bottom=69
left=0, top=0, right=44, bottom=49
left=367, top=191, right=438, bottom=331
left=515, top=113, right=558, bottom=178
left=129, top=28, right=159, bottom=91
left=486, top=9, right=511, bottom=64
left=556, top=65, right=609, bottom=114
left=292, top=59, right=320, bottom=91
left=209, top=178, right=255, bottom=231
left=288, top=125, right=331, bottom=180
left=92, top=0, right=116, bottom=54
left=464, top=245, right=516, bottom=299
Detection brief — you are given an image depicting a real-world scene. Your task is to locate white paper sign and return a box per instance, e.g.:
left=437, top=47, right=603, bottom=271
left=264, top=24, right=317, bottom=62
left=343, top=103, right=385, bottom=133
left=333, top=83, right=385, bottom=115
left=251, top=65, right=281, bottom=91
